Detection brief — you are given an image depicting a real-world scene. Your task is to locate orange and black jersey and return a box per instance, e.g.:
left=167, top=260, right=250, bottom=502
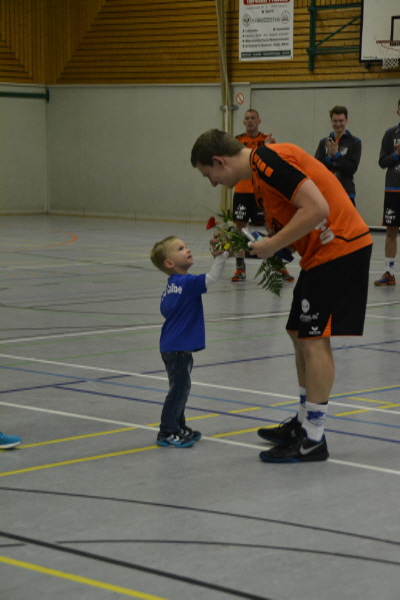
left=250, top=143, right=372, bottom=271
left=235, top=132, right=269, bottom=195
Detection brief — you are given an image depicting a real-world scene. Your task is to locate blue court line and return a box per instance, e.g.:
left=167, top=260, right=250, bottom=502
left=3, top=365, right=400, bottom=443
left=11, top=382, right=400, bottom=445
left=2, top=363, right=400, bottom=438
left=144, top=339, right=400, bottom=374
left=2, top=360, right=400, bottom=413
left=0, top=364, right=276, bottom=408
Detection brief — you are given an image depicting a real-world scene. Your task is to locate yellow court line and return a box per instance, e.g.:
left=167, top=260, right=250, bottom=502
left=212, top=423, right=278, bottom=438
left=0, top=445, right=157, bottom=478
left=331, top=384, right=400, bottom=397
left=334, top=409, right=372, bottom=416
left=16, top=427, right=137, bottom=449
left=346, top=396, right=395, bottom=405
left=334, top=397, right=400, bottom=417
left=0, top=556, right=169, bottom=600
left=229, top=407, right=262, bottom=414
left=212, top=428, right=260, bottom=437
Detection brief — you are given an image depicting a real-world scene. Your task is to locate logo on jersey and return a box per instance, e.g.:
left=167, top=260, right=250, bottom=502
left=162, top=283, right=182, bottom=300
left=315, top=219, right=334, bottom=245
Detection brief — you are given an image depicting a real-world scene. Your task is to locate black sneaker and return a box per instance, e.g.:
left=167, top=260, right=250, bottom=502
left=156, top=431, right=195, bottom=448
left=259, top=433, right=329, bottom=463
left=257, top=416, right=302, bottom=445
left=181, top=426, right=202, bottom=442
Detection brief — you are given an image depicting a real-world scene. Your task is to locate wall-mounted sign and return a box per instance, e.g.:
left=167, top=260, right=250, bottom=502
left=239, top=0, right=294, bottom=62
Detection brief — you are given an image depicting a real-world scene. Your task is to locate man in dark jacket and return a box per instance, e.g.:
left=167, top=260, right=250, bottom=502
left=315, top=105, right=361, bottom=206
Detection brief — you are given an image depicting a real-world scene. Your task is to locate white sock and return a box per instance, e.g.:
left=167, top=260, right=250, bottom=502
left=385, top=258, right=395, bottom=276
left=302, top=401, right=328, bottom=442
left=296, top=386, right=307, bottom=423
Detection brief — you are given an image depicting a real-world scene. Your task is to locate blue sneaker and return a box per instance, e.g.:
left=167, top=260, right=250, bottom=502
left=181, top=426, right=202, bottom=442
left=0, top=432, right=22, bottom=449
left=156, top=432, right=195, bottom=448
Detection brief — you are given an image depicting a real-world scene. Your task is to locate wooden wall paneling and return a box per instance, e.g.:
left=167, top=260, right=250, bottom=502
left=0, top=0, right=399, bottom=86
left=54, top=0, right=220, bottom=85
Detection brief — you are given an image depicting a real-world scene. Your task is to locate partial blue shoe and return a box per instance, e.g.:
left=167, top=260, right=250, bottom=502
left=0, top=432, right=22, bottom=449
left=156, top=432, right=195, bottom=448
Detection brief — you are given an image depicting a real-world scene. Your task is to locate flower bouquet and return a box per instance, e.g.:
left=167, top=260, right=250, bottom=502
left=206, top=211, right=292, bottom=296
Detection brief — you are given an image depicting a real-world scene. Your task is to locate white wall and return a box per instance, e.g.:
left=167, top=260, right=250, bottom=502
left=0, top=84, right=47, bottom=214
left=46, top=85, right=224, bottom=223
left=1, top=80, right=400, bottom=226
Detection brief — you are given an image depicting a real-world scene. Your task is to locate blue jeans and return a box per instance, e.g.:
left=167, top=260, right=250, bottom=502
left=160, top=351, right=193, bottom=435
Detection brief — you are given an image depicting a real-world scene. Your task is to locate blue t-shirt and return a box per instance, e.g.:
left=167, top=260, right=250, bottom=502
left=160, top=272, right=207, bottom=353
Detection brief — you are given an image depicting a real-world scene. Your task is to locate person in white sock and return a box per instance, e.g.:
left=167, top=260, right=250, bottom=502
left=374, top=98, right=400, bottom=287
left=191, top=128, right=373, bottom=463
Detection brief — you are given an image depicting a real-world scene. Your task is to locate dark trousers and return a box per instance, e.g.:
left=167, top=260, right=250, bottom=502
left=160, top=351, right=193, bottom=434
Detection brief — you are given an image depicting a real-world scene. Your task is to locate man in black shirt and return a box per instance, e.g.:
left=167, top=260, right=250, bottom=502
left=374, top=99, right=400, bottom=286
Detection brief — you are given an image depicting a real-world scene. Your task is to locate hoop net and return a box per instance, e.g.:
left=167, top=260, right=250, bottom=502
left=376, top=40, right=400, bottom=69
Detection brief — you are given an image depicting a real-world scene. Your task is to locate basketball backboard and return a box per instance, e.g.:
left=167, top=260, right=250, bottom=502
left=360, top=0, right=400, bottom=61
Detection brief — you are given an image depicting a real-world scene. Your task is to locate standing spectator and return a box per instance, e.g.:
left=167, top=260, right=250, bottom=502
left=231, top=109, right=293, bottom=283
left=315, top=105, right=361, bottom=206
left=374, top=99, right=400, bottom=286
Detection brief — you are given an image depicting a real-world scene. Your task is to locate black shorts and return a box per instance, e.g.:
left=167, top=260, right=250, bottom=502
left=233, top=192, right=264, bottom=225
left=286, top=245, right=372, bottom=339
left=383, top=192, right=400, bottom=227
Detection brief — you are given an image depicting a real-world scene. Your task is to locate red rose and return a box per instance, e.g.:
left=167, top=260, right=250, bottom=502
left=206, top=216, right=218, bottom=230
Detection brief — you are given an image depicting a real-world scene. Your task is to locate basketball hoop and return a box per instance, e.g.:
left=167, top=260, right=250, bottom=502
left=376, top=40, right=400, bottom=69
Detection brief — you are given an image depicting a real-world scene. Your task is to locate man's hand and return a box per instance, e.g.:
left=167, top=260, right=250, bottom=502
left=265, top=133, right=276, bottom=145
left=248, top=236, right=275, bottom=259
left=394, top=141, right=400, bottom=156
left=326, top=138, right=338, bottom=158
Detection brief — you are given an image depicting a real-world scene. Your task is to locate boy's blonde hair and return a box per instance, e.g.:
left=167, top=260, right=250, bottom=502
left=150, top=235, right=178, bottom=275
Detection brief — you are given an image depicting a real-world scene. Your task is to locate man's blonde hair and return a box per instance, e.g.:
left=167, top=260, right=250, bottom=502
left=150, top=235, right=178, bottom=275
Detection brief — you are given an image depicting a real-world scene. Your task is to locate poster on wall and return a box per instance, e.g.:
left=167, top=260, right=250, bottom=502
left=239, top=0, right=294, bottom=62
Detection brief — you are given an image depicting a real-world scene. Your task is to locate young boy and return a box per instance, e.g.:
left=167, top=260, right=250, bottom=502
left=150, top=236, right=228, bottom=448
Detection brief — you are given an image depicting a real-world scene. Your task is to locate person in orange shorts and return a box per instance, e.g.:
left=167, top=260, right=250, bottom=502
left=191, top=128, right=372, bottom=463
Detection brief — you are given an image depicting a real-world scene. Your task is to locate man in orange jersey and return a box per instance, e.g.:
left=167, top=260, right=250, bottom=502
left=191, top=129, right=372, bottom=463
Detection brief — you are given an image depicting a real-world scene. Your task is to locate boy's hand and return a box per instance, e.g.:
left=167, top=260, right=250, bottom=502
left=209, top=237, right=232, bottom=258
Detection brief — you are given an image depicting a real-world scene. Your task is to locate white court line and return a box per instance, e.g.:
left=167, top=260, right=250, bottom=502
left=1, top=302, right=399, bottom=346
left=0, top=352, right=294, bottom=400
left=0, top=260, right=149, bottom=271
left=2, top=353, right=400, bottom=414
left=0, top=312, right=289, bottom=345
left=366, top=313, right=400, bottom=321
left=0, top=326, right=162, bottom=345
left=0, top=401, right=262, bottom=450
left=0, top=400, right=399, bottom=475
